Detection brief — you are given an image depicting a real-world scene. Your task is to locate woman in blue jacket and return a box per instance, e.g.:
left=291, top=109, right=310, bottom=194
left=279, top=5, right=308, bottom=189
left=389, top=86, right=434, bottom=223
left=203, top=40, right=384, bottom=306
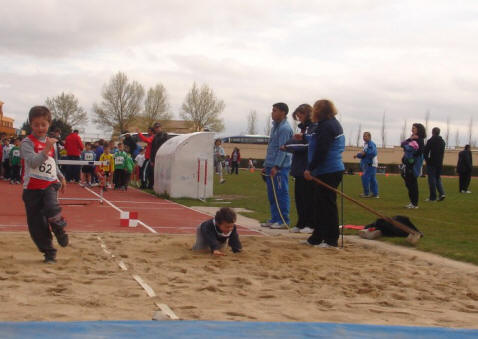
left=303, top=99, right=345, bottom=248
left=400, top=123, right=426, bottom=209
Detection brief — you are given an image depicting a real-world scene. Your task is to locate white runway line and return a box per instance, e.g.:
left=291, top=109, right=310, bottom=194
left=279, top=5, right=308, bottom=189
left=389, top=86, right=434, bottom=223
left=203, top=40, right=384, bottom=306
left=84, top=186, right=157, bottom=234
left=132, top=275, right=156, bottom=297
left=155, top=303, right=179, bottom=320
left=118, top=260, right=128, bottom=271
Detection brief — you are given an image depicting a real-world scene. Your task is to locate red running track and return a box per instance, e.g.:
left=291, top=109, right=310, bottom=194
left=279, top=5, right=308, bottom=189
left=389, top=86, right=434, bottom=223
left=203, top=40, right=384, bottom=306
left=0, top=181, right=261, bottom=235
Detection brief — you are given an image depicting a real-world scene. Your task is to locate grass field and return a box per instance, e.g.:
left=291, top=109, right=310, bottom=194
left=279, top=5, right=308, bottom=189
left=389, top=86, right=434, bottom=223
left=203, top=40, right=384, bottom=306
left=166, top=170, right=478, bottom=265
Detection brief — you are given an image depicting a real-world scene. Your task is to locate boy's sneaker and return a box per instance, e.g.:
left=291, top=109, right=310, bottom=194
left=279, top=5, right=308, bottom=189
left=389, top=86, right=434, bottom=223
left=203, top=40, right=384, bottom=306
left=260, top=222, right=273, bottom=228
left=270, top=223, right=287, bottom=229
left=438, top=195, right=446, bottom=201
left=289, top=226, right=301, bottom=233
left=220, top=179, right=226, bottom=184
left=405, top=203, right=416, bottom=209
left=50, top=218, right=69, bottom=247
left=371, top=195, right=380, bottom=199
left=359, top=194, right=371, bottom=198
left=300, top=227, right=314, bottom=234
left=43, top=257, right=57, bottom=264
left=465, top=190, right=472, bottom=194
left=425, top=198, right=436, bottom=202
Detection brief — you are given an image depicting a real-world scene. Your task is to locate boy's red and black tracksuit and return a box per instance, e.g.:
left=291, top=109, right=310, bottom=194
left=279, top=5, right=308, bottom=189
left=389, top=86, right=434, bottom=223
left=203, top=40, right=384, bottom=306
left=21, top=134, right=68, bottom=261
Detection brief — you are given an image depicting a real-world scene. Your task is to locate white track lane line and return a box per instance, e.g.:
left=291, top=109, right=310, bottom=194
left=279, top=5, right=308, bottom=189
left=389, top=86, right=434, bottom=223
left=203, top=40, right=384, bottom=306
left=84, top=186, right=158, bottom=234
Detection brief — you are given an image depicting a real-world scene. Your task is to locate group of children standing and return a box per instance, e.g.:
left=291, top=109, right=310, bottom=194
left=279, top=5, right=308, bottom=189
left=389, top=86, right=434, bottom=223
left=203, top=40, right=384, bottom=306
left=1, top=137, right=23, bottom=184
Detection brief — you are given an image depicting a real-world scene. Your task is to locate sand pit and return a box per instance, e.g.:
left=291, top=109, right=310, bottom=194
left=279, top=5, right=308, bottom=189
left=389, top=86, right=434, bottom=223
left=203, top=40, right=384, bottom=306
left=1, top=232, right=478, bottom=328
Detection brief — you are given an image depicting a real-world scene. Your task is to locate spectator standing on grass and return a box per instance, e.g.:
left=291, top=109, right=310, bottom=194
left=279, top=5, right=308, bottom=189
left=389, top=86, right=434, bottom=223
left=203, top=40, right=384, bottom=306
left=457, top=145, right=473, bottom=193
left=302, top=99, right=345, bottom=248
left=260, top=103, right=293, bottom=229
left=149, top=122, right=168, bottom=189
left=64, top=130, right=84, bottom=183
left=214, top=139, right=226, bottom=184
left=354, top=132, right=379, bottom=198
left=424, top=127, right=446, bottom=202
left=230, top=147, right=241, bottom=175
left=400, top=123, right=426, bottom=209
left=281, top=104, right=314, bottom=234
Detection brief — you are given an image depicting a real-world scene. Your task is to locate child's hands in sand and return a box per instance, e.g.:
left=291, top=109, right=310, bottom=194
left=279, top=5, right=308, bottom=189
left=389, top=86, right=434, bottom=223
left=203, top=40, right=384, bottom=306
left=213, top=250, right=226, bottom=256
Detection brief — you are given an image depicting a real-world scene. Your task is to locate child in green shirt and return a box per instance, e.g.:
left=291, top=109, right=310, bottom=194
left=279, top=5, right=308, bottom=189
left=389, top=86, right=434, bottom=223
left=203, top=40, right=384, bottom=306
left=114, top=142, right=129, bottom=190
left=9, top=137, right=22, bottom=184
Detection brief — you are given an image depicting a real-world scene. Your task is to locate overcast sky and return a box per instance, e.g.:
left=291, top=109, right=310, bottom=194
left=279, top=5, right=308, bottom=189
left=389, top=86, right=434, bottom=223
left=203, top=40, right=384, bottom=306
left=1, top=0, right=477, bottom=145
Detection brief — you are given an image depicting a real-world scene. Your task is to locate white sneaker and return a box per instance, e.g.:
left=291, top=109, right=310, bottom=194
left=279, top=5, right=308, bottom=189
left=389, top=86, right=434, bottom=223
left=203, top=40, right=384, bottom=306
left=316, top=242, right=339, bottom=249
left=289, top=227, right=301, bottom=233
left=405, top=203, right=418, bottom=209
left=79, top=182, right=85, bottom=187
left=260, top=222, right=273, bottom=228
left=300, top=227, right=314, bottom=234
left=465, top=190, right=472, bottom=194
left=270, top=223, right=287, bottom=229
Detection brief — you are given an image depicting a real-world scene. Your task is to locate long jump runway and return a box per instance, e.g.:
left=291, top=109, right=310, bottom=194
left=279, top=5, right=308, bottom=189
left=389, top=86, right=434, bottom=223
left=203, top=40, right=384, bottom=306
left=0, top=181, right=260, bottom=235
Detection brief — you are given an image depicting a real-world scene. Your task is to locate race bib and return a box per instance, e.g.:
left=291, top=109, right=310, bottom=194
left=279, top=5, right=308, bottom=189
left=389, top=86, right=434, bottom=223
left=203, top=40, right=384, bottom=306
left=84, top=153, right=94, bottom=161
left=12, top=150, right=20, bottom=157
left=115, top=156, right=124, bottom=165
left=30, top=156, right=57, bottom=181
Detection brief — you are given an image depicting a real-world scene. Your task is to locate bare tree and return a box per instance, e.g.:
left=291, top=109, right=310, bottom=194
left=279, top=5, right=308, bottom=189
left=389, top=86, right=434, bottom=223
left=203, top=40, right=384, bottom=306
left=93, top=72, right=145, bottom=134
left=455, top=129, right=460, bottom=148
left=264, top=114, right=272, bottom=136
left=45, top=92, right=88, bottom=127
left=424, top=110, right=431, bottom=137
left=468, top=116, right=474, bottom=146
left=247, top=110, right=258, bottom=135
left=140, top=84, right=171, bottom=129
left=355, top=123, right=362, bottom=147
left=445, top=116, right=450, bottom=146
left=381, top=111, right=386, bottom=147
left=400, top=119, right=408, bottom=143
left=180, top=82, right=225, bottom=132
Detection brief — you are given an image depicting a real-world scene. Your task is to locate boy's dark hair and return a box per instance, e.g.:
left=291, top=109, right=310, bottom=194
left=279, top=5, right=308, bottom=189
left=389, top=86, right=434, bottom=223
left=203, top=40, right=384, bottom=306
left=85, top=142, right=92, bottom=147
left=28, top=106, right=52, bottom=124
left=432, top=127, right=440, bottom=136
left=292, top=103, right=311, bottom=121
left=273, top=102, right=289, bottom=115
left=73, top=129, right=79, bottom=133
left=215, top=207, right=237, bottom=224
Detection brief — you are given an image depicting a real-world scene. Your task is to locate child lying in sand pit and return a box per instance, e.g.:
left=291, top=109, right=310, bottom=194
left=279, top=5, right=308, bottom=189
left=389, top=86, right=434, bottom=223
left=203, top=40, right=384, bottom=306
left=192, top=207, right=242, bottom=256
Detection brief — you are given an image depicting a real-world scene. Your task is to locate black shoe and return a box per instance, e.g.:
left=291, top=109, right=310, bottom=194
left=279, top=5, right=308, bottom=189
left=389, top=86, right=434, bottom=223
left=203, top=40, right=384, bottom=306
left=51, top=218, right=69, bottom=247
left=44, top=257, right=57, bottom=264
left=438, top=195, right=446, bottom=201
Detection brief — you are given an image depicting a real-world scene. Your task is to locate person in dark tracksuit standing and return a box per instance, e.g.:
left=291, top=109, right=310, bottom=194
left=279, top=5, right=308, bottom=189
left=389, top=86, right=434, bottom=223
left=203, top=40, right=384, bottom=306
left=282, top=104, right=314, bottom=234
left=457, top=145, right=473, bottom=193
left=424, top=127, right=446, bottom=201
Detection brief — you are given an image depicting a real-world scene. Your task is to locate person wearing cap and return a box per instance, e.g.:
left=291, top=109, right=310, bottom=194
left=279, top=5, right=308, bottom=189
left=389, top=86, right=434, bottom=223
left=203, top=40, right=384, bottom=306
left=150, top=122, right=168, bottom=187
left=260, top=103, right=293, bottom=229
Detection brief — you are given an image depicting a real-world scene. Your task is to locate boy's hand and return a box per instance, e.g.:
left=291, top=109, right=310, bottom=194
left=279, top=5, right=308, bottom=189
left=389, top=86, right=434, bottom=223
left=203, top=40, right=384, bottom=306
left=60, top=178, right=67, bottom=194
left=44, top=137, right=58, bottom=151
left=213, top=250, right=226, bottom=256
left=304, top=170, right=312, bottom=181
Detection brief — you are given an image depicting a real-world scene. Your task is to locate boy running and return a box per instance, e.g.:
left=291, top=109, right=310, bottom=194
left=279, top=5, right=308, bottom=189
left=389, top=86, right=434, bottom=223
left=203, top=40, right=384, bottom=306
left=21, top=106, right=68, bottom=264
left=99, top=145, right=114, bottom=189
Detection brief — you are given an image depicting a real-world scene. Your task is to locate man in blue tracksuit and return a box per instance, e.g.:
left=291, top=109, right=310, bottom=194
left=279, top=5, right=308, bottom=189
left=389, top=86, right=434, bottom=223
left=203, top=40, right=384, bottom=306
left=354, top=132, right=379, bottom=198
left=261, top=103, right=293, bottom=229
